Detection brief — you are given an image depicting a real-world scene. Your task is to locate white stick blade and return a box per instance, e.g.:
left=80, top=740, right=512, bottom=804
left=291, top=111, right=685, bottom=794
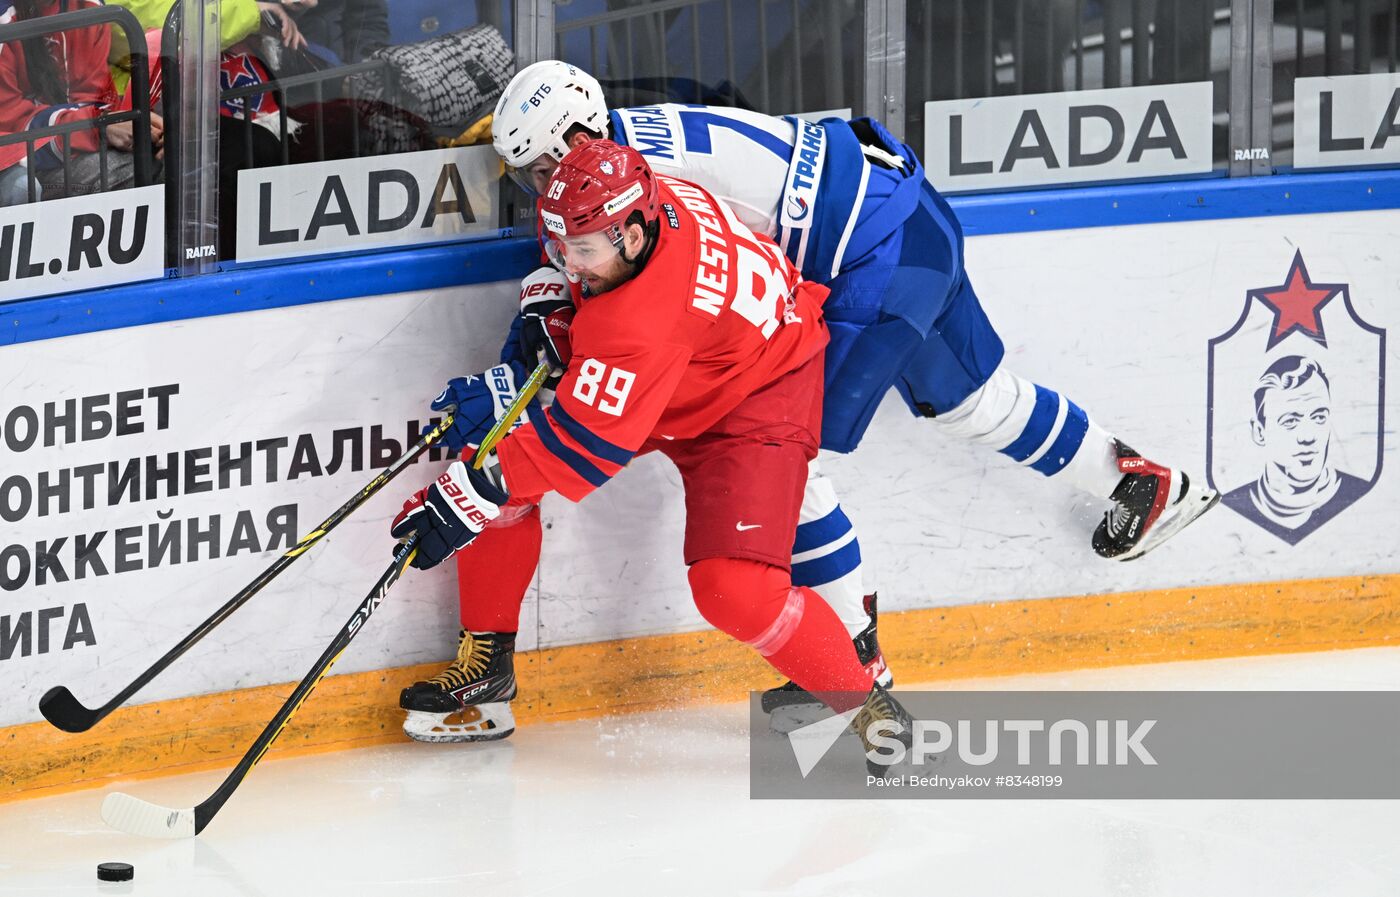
left=101, top=791, right=197, bottom=839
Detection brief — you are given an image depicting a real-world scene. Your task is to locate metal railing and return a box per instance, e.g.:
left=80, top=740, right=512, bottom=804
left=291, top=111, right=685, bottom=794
left=0, top=6, right=156, bottom=202
left=1279, top=0, right=1400, bottom=75
left=903, top=0, right=1238, bottom=167
left=220, top=59, right=405, bottom=165
left=6, top=0, right=1400, bottom=295
left=907, top=0, right=1231, bottom=100
left=553, top=0, right=862, bottom=114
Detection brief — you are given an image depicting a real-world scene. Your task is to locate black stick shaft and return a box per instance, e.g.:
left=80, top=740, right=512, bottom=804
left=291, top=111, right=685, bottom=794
left=193, top=536, right=419, bottom=834
left=189, top=363, right=548, bottom=833
left=40, top=414, right=455, bottom=732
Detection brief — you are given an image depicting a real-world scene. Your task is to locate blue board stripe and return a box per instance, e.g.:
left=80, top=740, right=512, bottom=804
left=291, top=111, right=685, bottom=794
left=1, top=236, right=538, bottom=347
left=7, top=170, right=1400, bottom=348
left=949, top=168, right=1400, bottom=236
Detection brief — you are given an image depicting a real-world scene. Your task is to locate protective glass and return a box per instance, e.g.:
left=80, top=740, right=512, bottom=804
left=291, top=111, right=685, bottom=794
left=506, top=153, right=561, bottom=197
left=544, top=229, right=624, bottom=279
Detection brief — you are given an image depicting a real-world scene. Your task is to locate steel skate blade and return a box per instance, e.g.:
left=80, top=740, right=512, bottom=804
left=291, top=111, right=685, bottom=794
left=402, top=704, right=516, bottom=743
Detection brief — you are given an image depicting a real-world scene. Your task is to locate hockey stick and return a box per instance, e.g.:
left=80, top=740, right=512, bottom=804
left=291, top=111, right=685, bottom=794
left=102, top=534, right=421, bottom=838
left=471, top=360, right=552, bottom=468
left=100, top=364, right=549, bottom=839
left=38, top=413, right=458, bottom=734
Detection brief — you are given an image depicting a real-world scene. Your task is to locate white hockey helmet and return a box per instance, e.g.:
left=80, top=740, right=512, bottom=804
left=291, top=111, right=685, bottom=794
left=493, top=60, right=609, bottom=195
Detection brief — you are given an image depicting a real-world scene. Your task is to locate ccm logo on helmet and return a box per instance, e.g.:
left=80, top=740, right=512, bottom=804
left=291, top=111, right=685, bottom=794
left=437, top=473, right=491, bottom=526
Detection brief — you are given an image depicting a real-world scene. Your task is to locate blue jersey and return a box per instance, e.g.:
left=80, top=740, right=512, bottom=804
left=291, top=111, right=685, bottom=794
left=610, top=104, right=1003, bottom=453
left=608, top=106, right=954, bottom=295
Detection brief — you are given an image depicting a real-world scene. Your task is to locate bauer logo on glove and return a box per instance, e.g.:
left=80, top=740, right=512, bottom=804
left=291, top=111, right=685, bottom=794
left=391, top=461, right=509, bottom=570
left=520, top=266, right=569, bottom=304
left=427, top=362, right=534, bottom=455
left=438, top=471, right=493, bottom=528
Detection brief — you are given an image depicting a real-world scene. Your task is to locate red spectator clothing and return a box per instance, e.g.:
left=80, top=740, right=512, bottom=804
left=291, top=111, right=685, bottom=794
left=216, top=51, right=281, bottom=121
left=0, top=0, right=123, bottom=171
left=496, top=173, right=830, bottom=503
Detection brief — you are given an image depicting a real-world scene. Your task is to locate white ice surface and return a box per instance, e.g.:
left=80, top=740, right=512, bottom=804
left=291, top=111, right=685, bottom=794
left=3, top=648, right=1400, bottom=896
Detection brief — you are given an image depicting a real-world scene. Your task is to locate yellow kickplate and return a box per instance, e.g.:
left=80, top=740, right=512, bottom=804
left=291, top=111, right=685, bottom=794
left=5, top=573, right=1397, bottom=802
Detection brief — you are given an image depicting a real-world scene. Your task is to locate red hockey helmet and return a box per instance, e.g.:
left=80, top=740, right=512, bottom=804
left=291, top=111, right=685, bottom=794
left=538, top=140, right=659, bottom=253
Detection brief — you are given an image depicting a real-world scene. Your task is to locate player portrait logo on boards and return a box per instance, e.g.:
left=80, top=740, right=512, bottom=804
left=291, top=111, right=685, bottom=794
left=1206, top=250, right=1386, bottom=545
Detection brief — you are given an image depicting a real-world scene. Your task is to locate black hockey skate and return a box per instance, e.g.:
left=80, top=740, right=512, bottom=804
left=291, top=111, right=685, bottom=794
left=1093, top=441, right=1219, bottom=562
left=400, top=630, right=518, bottom=743
left=851, top=684, right=915, bottom=779
left=762, top=594, right=892, bottom=734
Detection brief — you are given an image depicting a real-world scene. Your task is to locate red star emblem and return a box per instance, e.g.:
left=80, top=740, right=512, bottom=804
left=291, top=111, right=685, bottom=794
left=1249, top=250, right=1341, bottom=350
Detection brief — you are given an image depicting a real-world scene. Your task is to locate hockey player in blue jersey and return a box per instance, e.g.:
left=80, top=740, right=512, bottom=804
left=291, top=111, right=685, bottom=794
left=395, top=61, right=1219, bottom=738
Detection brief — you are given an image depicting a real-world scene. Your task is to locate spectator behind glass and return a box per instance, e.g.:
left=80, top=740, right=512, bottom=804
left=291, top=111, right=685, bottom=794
left=107, top=0, right=308, bottom=258
left=250, top=0, right=399, bottom=163
left=0, top=0, right=163, bottom=203
left=291, top=0, right=385, bottom=65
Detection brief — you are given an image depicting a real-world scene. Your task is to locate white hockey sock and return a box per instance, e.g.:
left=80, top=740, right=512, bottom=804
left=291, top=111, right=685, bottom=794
left=1058, top=420, right=1125, bottom=499
left=936, top=367, right=1124, bottom=499
left=790, top=459, right=869, bottom=638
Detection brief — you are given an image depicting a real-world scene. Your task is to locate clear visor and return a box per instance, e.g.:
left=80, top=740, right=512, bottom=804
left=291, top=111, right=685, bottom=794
left=544, top=229, right=624, bottom=278
left=506, top=153, right=561, bottom=197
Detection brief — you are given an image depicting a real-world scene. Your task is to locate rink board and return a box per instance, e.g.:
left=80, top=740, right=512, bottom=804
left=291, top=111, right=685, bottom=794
left=2, top=190, right=1398, bottom=796
left=5, top=572, right=1398, bottom=801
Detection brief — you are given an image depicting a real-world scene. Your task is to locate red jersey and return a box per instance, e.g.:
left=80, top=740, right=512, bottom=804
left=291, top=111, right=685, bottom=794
left=0, top=0, right=123, bottom=171
left=497, top=175, right=830, bottom=502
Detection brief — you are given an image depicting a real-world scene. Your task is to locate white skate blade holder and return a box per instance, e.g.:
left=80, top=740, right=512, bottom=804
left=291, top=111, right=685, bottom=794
left=403, top=702, right=516, bottom=744
left=102, top=792, right=197, bottom=839
left=768, top=701, right=831, bottom=736
left=1118, top=473, right=1220, bottom=562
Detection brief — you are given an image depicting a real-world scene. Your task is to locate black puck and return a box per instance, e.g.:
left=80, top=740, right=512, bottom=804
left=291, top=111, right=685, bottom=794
left=97, top=862, right=134, bottom=882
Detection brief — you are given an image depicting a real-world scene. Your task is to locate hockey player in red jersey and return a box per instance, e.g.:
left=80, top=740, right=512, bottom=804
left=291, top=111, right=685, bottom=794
left=390, top=141, right=908, bottom=767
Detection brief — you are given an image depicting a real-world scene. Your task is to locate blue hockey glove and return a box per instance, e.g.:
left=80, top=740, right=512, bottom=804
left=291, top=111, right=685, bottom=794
left=390, top=461, right=508, bottom=570
left=427, top=361, right=531, bottom=454
left=499, top=312, right=529, bottom=370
